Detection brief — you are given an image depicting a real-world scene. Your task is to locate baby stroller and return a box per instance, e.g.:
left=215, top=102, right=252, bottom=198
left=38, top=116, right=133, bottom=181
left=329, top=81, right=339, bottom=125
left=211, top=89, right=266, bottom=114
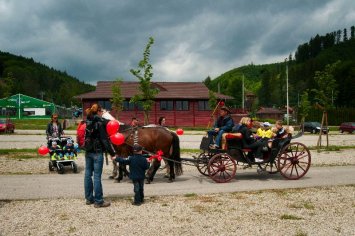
left=47, top=136, right=79, bottom=174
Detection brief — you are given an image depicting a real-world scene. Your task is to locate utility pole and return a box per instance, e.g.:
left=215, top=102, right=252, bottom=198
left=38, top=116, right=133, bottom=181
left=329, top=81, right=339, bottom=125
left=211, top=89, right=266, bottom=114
left=242, top=74, right=245, bottom=109
left=285, top=58, right=289, bottom=125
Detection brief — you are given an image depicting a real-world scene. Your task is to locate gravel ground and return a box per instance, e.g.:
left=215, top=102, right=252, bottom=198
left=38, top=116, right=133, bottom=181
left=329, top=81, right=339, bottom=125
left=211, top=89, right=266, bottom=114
left=0, top=149, right=355, bottom=235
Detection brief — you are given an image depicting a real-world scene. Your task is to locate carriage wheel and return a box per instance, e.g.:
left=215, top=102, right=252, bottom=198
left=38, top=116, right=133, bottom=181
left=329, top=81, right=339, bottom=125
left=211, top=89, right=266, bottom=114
left=277, top=142, right=311, bottom=180
left=196, top=153, right=212, bottom=176
left=207, top=153, right=236, bottom=183
left=49, top=161, right=55, bottom=171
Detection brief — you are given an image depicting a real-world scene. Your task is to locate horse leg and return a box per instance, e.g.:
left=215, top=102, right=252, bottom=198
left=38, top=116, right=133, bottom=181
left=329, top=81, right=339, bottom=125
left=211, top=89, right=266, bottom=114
left=168, top=160, right=175, bottom=182
left=164, top=159, right=170, bottom=178
left=145, top=159, right=161, bottom=184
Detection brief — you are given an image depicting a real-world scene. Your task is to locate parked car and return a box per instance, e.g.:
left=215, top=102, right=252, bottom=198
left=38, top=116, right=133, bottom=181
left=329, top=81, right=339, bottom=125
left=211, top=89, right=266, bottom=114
left=303, top=122, right=329, bottom=134
left=339, top=122, right=355, bottom=133
left=0, top=118, right=15, bottom=133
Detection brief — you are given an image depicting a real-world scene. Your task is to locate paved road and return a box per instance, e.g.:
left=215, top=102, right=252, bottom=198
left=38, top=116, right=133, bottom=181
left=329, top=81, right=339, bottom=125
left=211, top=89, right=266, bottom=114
left=1, top=165, right=354, bottom=200
left=1, top=130, right=354, bottom=149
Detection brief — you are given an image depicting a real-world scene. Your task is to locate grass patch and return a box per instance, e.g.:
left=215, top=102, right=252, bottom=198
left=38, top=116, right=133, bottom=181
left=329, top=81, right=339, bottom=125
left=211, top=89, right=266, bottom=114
left=184, top=193, right=197, bottom=198
left=0, top=149, right=38, bottom=154
left=13, top=119, right=49, bottom=130
left=307, top=145, right=355, bottom=151
left=280, top=214, right=303, bottom=220
left=294, top=231, right=308, bottom=236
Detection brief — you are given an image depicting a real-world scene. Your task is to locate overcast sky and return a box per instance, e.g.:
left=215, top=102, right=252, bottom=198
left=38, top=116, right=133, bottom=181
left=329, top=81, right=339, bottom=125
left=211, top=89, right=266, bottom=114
left=0, top=0, right=354, bottom=85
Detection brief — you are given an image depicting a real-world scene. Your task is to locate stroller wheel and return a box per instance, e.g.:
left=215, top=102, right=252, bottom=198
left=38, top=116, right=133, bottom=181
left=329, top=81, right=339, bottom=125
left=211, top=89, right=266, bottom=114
left=72, top=162, right=78, bottom=173
left=57, top=163, right=65, bottom=174
left=49, top=161, right=55, bottom=171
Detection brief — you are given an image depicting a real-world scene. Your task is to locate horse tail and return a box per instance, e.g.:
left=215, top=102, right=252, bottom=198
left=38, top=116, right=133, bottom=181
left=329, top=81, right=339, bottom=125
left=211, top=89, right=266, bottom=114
left=171, top=131, right=183, bottom=176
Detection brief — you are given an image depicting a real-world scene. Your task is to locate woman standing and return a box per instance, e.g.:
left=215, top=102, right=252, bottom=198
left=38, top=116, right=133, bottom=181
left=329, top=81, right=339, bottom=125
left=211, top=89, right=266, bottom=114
left=46, top=113, right=64, bottom=139
left=84, top=104, right=116, bottom=208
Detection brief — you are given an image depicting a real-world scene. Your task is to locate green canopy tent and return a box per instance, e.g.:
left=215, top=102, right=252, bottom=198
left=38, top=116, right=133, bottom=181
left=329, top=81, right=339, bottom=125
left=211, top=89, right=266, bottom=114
left=0, top=94, right=55, bottom=119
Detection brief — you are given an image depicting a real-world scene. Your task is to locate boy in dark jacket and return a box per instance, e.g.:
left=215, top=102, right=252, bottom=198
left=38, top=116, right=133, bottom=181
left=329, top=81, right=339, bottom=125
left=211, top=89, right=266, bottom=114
left=113, top=144, right=150, bottom=206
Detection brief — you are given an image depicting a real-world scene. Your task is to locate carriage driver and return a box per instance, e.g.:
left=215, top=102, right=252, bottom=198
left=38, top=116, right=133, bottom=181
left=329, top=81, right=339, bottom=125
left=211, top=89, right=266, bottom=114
left=208, top=106, right=234, bottom=149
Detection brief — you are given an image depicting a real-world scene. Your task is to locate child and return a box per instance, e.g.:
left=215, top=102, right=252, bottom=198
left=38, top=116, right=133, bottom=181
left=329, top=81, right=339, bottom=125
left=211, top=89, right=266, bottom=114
left=63, top=139, right=78, bottom=160
left=256, top=122, right=274, bottom=140
left=49, top=141, right=63, bottom=160
left=112, top=144, right=150, bottom=206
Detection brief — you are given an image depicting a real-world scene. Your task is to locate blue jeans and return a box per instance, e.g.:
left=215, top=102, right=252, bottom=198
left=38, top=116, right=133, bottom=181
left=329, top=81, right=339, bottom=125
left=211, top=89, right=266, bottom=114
left=84, top=152, right=104, bottom=204
left=207, top=129, right=226, bottom=147
left=133, top=179, right=144, bottom=204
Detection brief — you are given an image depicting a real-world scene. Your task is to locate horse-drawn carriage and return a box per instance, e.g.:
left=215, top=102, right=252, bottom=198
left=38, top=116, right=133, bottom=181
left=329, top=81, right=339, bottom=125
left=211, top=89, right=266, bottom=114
left=113, top=124, right=311, bottom=184
left=192, top=132, right=311, bottom=183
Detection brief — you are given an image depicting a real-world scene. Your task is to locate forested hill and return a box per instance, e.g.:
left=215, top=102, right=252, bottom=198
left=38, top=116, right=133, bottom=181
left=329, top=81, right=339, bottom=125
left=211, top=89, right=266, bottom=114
left=0, top=51, right=95, bottom=107
left=206, top=26, right=355, bottom=109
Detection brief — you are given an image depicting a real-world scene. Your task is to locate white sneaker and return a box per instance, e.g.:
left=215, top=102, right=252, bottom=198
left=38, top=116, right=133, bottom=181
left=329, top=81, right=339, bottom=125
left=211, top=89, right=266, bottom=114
left=254, top=158, right=264, bottom=163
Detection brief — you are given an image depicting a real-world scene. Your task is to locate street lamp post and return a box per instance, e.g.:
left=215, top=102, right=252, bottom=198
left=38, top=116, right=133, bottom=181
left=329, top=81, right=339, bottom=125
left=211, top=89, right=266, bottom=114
left=285, top=58, right=289, bottom=126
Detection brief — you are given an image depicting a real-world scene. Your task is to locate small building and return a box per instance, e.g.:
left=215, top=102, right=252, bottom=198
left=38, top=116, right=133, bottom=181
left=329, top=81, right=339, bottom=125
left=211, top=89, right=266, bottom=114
left=256, top=107, right=284, bottom=121
left=0, top=94, right=55, bottom=119
left=75, top=81, right=232, bottom=127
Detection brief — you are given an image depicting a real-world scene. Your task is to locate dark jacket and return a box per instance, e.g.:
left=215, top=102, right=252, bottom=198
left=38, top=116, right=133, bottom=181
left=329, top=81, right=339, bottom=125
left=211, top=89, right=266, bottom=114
left=238, top=124, right=256, bottom=146
left=116, top=154, right=150, bottom=181
left=86, top=115, right=116, bottom=156
left=213, top=115, right=234, bottom=132
left=46, top=122, right=63, bottom=138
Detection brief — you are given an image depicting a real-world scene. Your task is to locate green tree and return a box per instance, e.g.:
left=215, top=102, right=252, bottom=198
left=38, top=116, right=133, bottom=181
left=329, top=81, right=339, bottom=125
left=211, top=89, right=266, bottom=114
left=298, top=91, right=311, bottom=124
left=208, top=90, right=217, bottom=110
left=130, top=37, right=159, bottom=125
left=312, top=61, right=340, bottom=148
left=111, top=78, right=124, bottom=119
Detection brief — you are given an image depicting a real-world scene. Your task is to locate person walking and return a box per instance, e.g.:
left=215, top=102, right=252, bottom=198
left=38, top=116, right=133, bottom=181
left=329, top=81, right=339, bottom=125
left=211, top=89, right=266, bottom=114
left=84, top=104, right=116, bottom=208
left=112, top=144, right=150, bottom=206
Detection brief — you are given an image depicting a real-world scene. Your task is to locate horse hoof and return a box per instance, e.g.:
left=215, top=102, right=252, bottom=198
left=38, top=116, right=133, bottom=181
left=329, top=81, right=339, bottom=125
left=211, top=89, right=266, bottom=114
left=168, top=179, right=174, bottom=183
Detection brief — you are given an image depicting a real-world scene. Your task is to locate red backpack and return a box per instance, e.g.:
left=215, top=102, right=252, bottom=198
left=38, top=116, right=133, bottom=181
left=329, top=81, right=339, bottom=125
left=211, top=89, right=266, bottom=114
left=76, top=121, right=86, bottom=149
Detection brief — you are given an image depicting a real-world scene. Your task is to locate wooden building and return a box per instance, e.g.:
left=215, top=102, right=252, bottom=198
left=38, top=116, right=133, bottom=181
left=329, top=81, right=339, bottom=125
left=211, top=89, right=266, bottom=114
left=256, top=107, right=284, bottom=120
left=75, top=81, right=232, bottom=127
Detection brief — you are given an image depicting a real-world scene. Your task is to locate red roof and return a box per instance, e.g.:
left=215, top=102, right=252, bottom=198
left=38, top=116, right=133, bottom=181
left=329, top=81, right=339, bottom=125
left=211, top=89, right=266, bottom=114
left=256, top=107, right=283, bottom=114
left=76, top=81, right=233, bottom=100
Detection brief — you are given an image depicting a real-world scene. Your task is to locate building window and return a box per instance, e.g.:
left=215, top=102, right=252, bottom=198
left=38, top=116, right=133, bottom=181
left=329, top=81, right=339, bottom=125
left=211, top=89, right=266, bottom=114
left=176, top=100, right=189, bottom=111
left=98, top=100, right=112, bottom=111
left=160, top=100, right=173, bottom=111
left=123, top=101, right=135, bottom=111
left=198, top=101, right=211, bottom=111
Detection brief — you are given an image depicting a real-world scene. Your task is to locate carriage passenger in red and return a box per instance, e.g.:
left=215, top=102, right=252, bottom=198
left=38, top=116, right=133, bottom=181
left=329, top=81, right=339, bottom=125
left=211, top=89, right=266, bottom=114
left=208, top=106, right=234, bottom=149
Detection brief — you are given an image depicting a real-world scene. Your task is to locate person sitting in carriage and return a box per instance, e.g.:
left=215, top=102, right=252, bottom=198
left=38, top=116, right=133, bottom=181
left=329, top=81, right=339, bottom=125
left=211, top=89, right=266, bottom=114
left=256, top=122, right=274, bottom=140
left=237, top=117, right=267, bottom=162
left=208, top=106, right=234, bottom=149
left=63, top=139, right=78, bottom=160
left=49, top=141, right=63, bottom=161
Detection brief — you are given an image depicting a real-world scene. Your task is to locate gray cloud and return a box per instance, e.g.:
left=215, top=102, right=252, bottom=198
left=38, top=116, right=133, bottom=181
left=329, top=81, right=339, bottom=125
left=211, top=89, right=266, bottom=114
left=0, top=0, right=354, bottom=85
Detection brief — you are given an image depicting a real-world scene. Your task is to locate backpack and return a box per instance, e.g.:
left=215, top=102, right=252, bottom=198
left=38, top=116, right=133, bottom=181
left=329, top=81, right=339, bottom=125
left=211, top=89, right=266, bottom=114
left=76, top=121, right=86, bottom=149
left=76, top=119, right=100, bottom=151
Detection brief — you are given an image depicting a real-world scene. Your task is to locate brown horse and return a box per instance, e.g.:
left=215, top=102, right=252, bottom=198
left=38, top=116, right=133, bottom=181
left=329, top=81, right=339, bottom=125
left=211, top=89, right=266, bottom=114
left=113, top=124, right=183, bottom=183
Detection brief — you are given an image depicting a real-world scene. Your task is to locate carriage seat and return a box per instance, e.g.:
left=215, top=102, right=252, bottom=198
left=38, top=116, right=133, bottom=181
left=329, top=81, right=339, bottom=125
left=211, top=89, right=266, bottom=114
left=223, top=133, right=252, bottom=152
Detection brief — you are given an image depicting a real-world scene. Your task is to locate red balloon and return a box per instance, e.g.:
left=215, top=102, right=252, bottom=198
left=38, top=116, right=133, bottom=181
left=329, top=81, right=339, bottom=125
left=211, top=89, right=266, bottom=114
left=176, top=128, right=184, bottom=135
left=219, top=101, right=225, bottom=106
left=38, top=146, right=49, bottom=155
left=110, top=133, right=125, bottom=145
left=106, top=120, right=120, bottom=136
